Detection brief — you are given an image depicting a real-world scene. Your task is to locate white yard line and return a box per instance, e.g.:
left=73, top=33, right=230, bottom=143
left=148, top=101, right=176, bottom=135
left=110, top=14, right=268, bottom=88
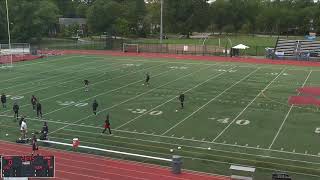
left=212, top=68, right=287, bottom=142
left=115, top=66, right=237, bottom=130
left=161, top=67, right=261, bottom=135
left=3, top=60, right=139, bottom=95
left=0, top=55, right=86, bottom=83
left=0, top=59, right=113, bottom=92
left=1, top=62, right=167, bottom=114
left=49, top=65, right=216, bottom=135
left=268, top=70, right=313, bottom=149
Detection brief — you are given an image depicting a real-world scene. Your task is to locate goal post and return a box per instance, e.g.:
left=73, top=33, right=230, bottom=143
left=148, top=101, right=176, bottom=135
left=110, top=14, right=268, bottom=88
left=123, top=43, right=139, bottom=53
left=0, top=43, right=30, bottom=68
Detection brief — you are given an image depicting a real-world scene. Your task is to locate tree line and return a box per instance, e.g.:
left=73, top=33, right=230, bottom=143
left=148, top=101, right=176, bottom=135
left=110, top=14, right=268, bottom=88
left=1, top=0, right=320, bottom=42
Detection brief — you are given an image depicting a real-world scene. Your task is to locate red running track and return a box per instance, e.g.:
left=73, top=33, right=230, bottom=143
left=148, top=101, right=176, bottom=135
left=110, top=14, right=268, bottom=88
left=0, top=141, right=229, bottom=180
left=38, top=49, right=320, bottom=67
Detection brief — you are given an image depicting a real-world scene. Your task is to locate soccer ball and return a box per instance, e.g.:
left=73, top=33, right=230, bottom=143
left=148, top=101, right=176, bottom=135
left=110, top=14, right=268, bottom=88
left=175, top=110, right=178, bottom=112
left=178, top=146, right=181, bottom=150
left=5, top=134, right=8, bottom=136
left=170, top=149, right=174, bottom=152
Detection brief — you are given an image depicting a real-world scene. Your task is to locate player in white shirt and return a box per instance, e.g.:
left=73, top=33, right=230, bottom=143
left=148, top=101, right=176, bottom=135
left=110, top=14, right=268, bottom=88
left=20, top=119, right=27, bottom=139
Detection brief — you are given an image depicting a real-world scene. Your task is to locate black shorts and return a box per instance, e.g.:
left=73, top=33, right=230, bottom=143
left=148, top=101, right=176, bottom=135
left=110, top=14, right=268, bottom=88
left=32, top=144, right=38, bottom=151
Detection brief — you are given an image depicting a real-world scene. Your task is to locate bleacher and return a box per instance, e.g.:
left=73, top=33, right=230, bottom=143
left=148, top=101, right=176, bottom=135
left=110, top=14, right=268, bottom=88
left=274, top=39, right=320, bottom=60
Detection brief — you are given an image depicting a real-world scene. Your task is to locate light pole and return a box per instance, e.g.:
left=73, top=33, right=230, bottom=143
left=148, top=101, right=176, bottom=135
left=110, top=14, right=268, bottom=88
left=5, top=0, right=12, bottom=67
left=160, top=0, right=163, bottom=44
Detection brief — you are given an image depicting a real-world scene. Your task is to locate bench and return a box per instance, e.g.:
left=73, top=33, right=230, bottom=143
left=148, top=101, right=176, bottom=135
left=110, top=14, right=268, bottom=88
left=230, top=165, right=255, bottom=180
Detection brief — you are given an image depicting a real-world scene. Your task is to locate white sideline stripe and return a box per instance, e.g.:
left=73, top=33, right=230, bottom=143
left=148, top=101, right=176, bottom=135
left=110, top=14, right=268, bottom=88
left=115, top=65, right=237, bottom=129
left=1, top=62, right=167, bottom=114
left=0, top=113, right=319, bottom=160
left=212, top=68, right=287, bottom=142
left=45, top=135, right=320, bottom=177
left=0, top=55, right=84, bottom=83
left=49, top=64, right=217, bottom=134
left=0, top=59, right=111, bottom=92
left=61, top=128, right=320, bottom=166
left=161, top=67, right=261, bottom=135
left=38, top=139, right=171, bottom=162
left=268, top=70, right=313, bottom=149
left=12, top=55, right=79, bottom=67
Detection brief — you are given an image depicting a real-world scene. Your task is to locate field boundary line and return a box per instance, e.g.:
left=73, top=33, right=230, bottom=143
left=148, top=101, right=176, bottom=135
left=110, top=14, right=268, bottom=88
left=115, top=66, right=237, bottom=129
left=10, top=55, right=80, bottom=67
left=1, top=62, right=168, bottom=114
left=161, top=67, right=261, bottom=135
left=60, top=127, right=320, bottom=166
left=1, top=113, right=319, bottom=159
left=212, top=68, right=287, bottom=142
left=0, top=140, right=228, bottom=180
left=49, top=64, right=218, bottom=134
left=40, top=134, right=320, bottom=175
left=268, top=70, right=313, bottom=149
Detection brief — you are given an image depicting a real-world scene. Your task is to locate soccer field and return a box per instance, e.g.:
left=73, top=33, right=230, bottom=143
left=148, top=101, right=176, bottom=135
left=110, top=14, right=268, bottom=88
left=1, top=54, right=320, bottom=179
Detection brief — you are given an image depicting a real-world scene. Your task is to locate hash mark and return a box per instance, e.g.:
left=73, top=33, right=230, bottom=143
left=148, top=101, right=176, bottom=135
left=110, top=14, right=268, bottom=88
left=234, top=142, right=237, bottom=145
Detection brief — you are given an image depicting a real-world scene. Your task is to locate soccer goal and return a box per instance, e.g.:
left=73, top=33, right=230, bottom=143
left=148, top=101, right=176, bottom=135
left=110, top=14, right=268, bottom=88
left=123, top=43, right=139, bottom=53
left=0, top=43, right=30, bottom=68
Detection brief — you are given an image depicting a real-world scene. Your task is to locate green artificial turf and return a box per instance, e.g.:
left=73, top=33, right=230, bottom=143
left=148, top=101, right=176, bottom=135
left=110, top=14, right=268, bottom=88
left=0, top=54, right=320, bottom=179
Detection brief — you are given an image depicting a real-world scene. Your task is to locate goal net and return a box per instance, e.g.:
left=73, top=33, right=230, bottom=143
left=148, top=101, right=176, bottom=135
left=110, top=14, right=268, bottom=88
left=123, top=43, right=139, bottom=53
left=0, top=43, right=30, bottom=68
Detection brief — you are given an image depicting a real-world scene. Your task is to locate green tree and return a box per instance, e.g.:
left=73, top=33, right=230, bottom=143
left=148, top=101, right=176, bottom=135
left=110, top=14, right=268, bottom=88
left=87, top=0, right=121, bottom=34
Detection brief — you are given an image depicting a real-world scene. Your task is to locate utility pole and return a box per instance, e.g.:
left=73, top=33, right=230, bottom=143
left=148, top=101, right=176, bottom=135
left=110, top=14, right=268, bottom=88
left=5, top=0, right=12, bottom=67
left=160, top=0, right=163, bottom=44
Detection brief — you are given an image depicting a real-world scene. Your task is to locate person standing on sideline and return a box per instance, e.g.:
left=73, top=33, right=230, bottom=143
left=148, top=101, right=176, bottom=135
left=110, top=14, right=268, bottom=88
left=36, top=101, right=42, bottom=118
left=179, top=93, right=185, bottom=109
left=20, top=118, right=27, bottom=139
left=31, top=95, right=37, bottom=111
left=13, top=102, right=19, bottom=120
left=92, top=99, right=99, bottom=115
left=31, top=135, right=39, bottom=156
left=1, top=93, right=6, bottom=108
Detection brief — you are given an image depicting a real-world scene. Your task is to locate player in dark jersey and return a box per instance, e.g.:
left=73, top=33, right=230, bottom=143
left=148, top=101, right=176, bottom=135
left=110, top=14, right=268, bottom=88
left=31, top=134, right=39, bottom=156
left=36, top=101, right=42, bottom=118
left=31, top=95, right=37, bottom=111
left=19, top=115, right=25, bottom=127
left=143, top=73, right=150, bottom=86
left=1, top=93, right=6, bottom=108
left=179, top=93, right=185, bottom=109
left=92, top=99, right=99, bottom=115
left=13, top=102, right=19, bottom=120
left=40, top=122, right=48, bottom=140
left=101, top=114, right=111, bottom=134
left=84, top=79, right=89, bottom=92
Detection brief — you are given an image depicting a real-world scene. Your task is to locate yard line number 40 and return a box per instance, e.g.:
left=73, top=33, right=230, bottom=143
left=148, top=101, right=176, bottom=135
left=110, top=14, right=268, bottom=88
left=211, top=117, right=250, bottom=126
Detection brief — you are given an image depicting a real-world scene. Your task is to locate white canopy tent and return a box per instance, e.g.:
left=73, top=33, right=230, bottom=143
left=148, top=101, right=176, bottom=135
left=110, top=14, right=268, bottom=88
left=231, top=44, right=250, bottom=56
left=232, top=44, right=250, bottom=49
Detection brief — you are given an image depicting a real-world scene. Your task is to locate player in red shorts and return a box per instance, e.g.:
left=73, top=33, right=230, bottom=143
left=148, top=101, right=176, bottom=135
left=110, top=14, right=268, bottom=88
left=31, top=134, right=39, bottom=156
left=101, top=114, right=111, bottom=134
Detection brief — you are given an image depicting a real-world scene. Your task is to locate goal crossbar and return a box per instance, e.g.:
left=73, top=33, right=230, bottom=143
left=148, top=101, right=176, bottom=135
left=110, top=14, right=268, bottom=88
left=123, top=43, right=139, bottom=53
